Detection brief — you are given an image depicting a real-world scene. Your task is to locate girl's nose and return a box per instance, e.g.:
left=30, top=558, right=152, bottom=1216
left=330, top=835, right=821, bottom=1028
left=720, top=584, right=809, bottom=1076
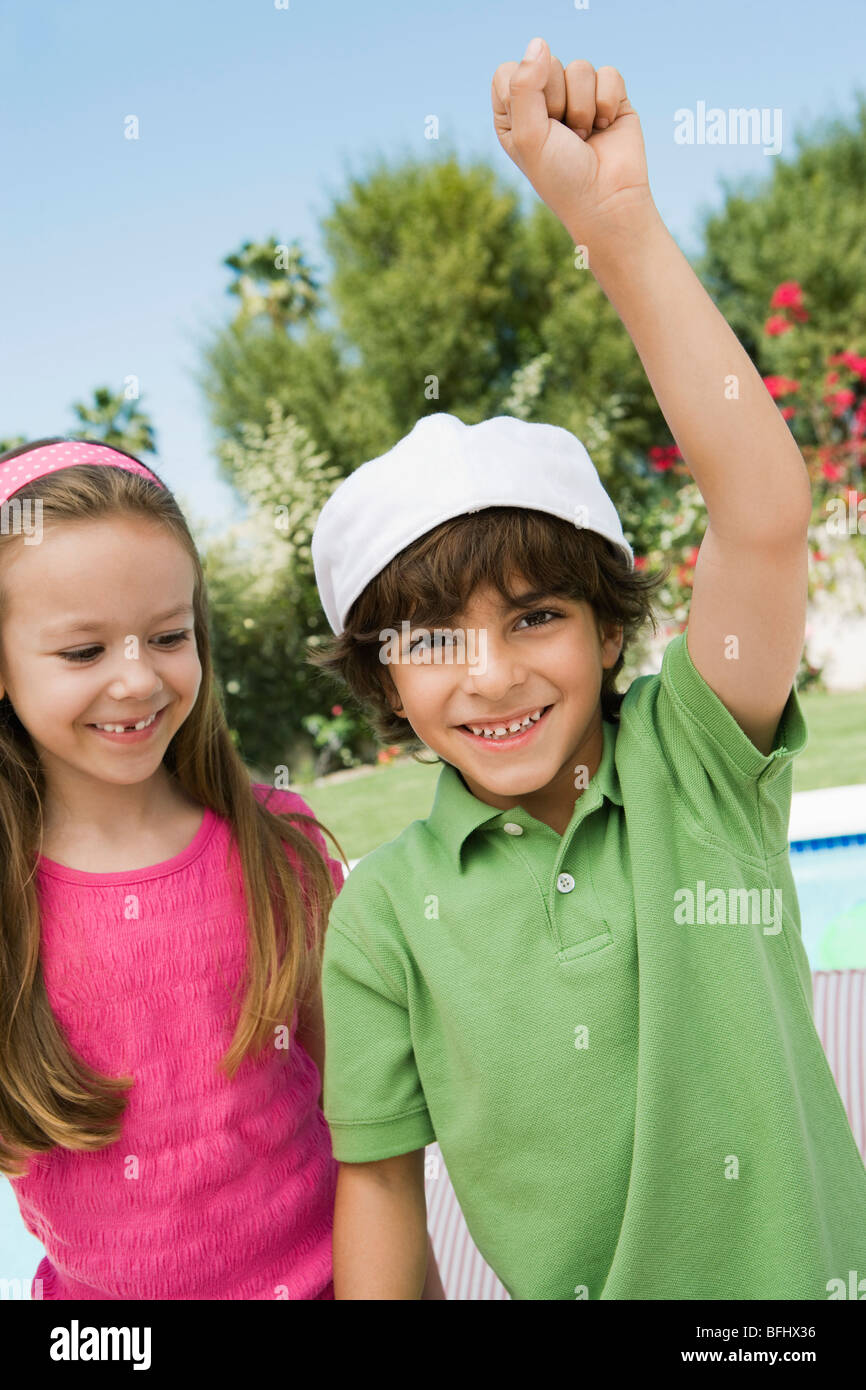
left=106, top=652, right=164, bottom=699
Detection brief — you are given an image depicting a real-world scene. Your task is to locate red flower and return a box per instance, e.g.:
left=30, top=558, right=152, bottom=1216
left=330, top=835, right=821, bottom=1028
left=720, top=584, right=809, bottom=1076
left=763, top=375, right=800, bottom=398
left=634, top=555, right=647, bottom=570
left=676, top=547, right=700, bottom=589
left=828, top=351, right=866, bottom=380
left=780, top=406, right=796, bottom=420
left=821, top=461, right=845, bottom=481
left=764, top=316, right=794, bottom=337
left=812, top=550, right=828, bottom=562
left=824, top=389, right=856, bottom=416
left=330, top=704, right=343, bottom=717
left=770, top=281, right=803, bottom=309
left=376, top=745, right=403, bottom=765
left=649, top=444, right=682, bottom=472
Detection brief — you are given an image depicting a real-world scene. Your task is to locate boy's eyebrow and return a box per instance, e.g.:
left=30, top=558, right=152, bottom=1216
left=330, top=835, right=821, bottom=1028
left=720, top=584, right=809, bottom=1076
left=505, top=589, right=560, bottom=610
left=409, top=590, right=561, bottom=626
left=42, top=604, right=194, bottom=637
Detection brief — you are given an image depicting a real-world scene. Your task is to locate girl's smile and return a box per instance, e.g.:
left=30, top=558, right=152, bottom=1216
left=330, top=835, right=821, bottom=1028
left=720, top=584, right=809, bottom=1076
left=85, top=704, right=169, bottom=744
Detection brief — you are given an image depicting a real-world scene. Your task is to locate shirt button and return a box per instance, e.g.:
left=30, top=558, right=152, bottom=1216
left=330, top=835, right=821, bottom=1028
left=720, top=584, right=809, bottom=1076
left=503, top=822, right=523, bottom=835
left=556, top=873, right=575, bottom=893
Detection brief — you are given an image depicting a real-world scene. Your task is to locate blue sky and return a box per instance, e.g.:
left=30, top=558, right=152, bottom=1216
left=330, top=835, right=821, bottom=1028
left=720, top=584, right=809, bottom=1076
left=1, top=0, right=863, bottom=535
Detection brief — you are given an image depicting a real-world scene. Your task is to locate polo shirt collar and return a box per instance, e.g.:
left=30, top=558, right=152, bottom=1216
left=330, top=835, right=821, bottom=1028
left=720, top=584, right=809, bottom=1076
left=427, top=717, right=623, bottom=870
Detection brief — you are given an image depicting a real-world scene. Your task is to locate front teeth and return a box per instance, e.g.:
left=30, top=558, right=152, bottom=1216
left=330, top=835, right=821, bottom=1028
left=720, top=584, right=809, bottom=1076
left=466, top=708, right=545, bottom=739
left=94, top=711, right=157, bottom=733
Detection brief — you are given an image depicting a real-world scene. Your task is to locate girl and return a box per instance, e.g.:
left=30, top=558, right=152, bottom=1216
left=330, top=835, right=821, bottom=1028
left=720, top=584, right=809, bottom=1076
left=0, top=435, right=350, bottom=1300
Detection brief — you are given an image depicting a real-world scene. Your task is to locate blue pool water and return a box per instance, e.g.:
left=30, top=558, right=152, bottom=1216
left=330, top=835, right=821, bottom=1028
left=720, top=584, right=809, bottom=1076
left=2, top=835, right=865, bottom=1296
left=790, top=834, right=866, bottom=969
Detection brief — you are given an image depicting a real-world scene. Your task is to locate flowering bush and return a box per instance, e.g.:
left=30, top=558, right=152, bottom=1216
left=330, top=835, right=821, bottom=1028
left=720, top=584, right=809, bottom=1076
left=301, top=704, right=365, bottom=777
left=377, top=745, right=404, bottom=766
left=624, top=281, right=866, bottom=691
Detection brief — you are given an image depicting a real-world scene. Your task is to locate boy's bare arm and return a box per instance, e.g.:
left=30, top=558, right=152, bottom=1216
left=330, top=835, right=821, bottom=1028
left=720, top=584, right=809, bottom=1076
left=299, top=992, right=445, bottom=1297
left=491, top=37, right=813, bottom=756
left=333, top=1150, right=445, bottom=1299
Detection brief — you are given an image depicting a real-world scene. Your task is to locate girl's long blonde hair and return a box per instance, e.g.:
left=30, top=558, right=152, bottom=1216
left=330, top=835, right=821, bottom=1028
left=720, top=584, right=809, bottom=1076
left=0, top=438, right=347, bottom=1179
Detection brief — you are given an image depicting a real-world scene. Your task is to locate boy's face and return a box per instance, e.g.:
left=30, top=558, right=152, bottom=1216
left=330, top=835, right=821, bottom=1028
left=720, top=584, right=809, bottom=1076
left=383, top=576, right=622, bottom=829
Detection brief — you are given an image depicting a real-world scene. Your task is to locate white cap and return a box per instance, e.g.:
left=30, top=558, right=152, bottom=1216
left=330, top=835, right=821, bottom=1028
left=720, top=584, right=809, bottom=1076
left=311, top=412, right=633, bottom=635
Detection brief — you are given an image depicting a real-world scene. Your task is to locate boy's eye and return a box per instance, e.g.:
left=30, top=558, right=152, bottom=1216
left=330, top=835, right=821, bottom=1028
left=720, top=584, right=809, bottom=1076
left=408, top=631, right=458, bottom=652
left=60, top=631, right=191, bottom=663
left=514, top=609, right=561, bottom=629
left=406, top=609, right=561, bottom=650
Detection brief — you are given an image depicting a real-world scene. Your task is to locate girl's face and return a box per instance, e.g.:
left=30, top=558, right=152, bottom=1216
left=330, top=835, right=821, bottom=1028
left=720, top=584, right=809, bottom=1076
left=383, top=577, right=622, bottom=819
left=0, top=514, right=202, bottom=794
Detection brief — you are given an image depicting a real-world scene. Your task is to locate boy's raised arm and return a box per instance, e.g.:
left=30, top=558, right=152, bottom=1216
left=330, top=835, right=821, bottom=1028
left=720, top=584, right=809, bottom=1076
left=492, top=38, right=813, bottom=756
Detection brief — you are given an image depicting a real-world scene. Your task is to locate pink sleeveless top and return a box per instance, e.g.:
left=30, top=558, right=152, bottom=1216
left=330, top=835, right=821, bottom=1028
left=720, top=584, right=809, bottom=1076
left=10, top=784, right=343, bottom=1300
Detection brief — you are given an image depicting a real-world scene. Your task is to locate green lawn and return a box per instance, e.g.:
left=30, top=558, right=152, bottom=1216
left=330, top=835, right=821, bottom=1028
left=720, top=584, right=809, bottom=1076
left=294, top=686, right=866, bottom=862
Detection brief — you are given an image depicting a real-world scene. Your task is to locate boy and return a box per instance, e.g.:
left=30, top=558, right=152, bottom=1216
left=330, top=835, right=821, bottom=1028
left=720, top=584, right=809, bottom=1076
left=308, top=38, right=866, bottom=1298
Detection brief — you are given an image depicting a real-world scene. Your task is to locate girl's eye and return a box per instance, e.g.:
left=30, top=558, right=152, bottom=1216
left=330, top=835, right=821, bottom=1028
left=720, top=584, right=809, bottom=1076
left=515, top=608, right=562, bottom=630
left=60, top=631, right=191, bottom=664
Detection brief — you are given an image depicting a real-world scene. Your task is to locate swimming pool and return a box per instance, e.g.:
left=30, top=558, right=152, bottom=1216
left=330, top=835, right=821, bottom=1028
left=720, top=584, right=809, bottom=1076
left=790, top=832, right=866, bottom=969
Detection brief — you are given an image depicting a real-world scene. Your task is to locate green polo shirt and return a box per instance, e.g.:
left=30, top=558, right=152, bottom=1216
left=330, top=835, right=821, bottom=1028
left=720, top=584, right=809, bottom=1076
left=321, top=631, right=866, bottom=1299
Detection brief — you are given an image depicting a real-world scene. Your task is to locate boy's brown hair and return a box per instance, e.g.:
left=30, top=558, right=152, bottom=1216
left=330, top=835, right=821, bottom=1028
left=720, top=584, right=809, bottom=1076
left=307, top=506, right=670, bottom=760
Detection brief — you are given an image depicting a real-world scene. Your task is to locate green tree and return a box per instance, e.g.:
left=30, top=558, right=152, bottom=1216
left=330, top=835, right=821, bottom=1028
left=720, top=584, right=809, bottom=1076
left=70, top=386, right=157, bottom=455
left=201, top=154, right=664, bottom=544
left=198, top=320, right=397, bottom=488
left=223, top=237, right=322, bottom=332
left=695, top=97, right=866, bottom=374
left=201, top=403, right=358, bottom=775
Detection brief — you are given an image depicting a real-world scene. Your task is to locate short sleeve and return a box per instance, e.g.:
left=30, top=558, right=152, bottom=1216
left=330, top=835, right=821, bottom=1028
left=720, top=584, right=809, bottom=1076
left=321, top=915, right=435, bottom=1162
left=623, top=632, right=809, bottom=858
left=661, top=630, right=809, bottom=778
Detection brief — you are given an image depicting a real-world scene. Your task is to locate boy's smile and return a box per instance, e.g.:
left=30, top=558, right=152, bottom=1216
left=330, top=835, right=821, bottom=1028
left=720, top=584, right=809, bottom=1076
left=454, top=701, right=554, bottom=749
left=384, top=578, right=622, bottom=834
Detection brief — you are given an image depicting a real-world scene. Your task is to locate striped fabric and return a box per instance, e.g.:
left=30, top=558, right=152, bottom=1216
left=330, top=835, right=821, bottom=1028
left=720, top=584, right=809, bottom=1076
left=812, top=970, right=866, bottom=1162
left=423, top=1146, right=510, bottom=1300
left=424, top=969, right=866, bottom=1300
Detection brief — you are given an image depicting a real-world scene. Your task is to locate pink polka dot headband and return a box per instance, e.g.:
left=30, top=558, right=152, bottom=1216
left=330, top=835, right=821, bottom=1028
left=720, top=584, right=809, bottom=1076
left=0, top=440, right=165, bottom=508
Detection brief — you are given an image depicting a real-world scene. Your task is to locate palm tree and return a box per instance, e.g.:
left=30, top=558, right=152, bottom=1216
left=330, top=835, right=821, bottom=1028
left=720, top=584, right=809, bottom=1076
left=69, top=388, right=157, bottom=455
left=223, top=238, right=321, bottom=331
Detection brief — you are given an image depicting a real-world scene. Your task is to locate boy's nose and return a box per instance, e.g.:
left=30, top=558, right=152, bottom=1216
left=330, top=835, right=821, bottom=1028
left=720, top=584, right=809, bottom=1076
left=462, top=634, right=529, bottom=696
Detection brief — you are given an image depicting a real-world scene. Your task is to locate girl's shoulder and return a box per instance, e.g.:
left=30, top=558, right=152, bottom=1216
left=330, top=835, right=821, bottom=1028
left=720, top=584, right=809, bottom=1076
left=251, top=781, right=320, bottom=838
left=251, top=781, right=312, bottom=813
left=250, top=782, right=345, bottom=891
